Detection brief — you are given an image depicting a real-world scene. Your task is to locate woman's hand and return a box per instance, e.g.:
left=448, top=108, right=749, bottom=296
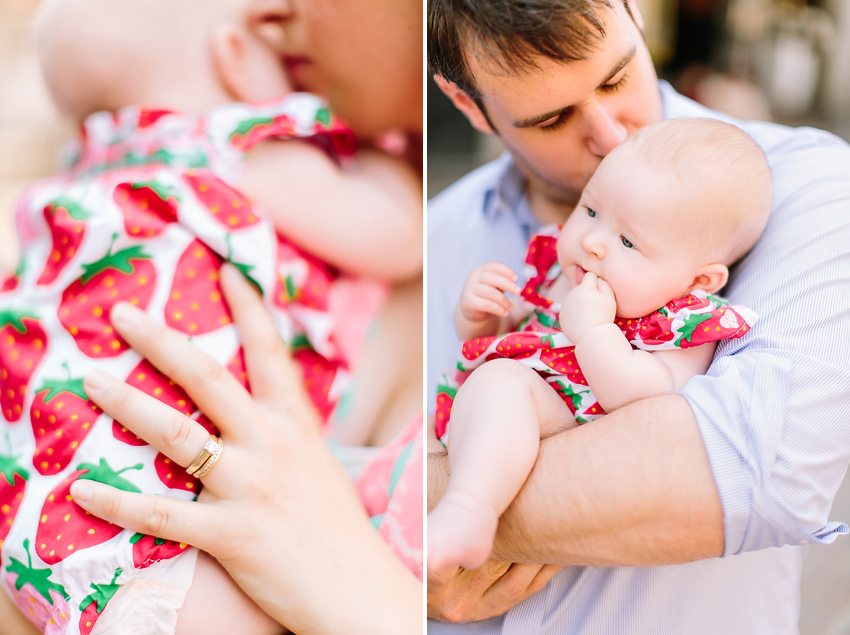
left=70, top=265, right=421, bottom=635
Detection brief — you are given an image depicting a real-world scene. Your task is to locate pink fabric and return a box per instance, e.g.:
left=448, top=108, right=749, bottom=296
left=356, top=415, right=424, bottom=579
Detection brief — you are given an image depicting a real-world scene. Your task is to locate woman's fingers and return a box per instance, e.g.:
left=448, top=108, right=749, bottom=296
left=219, top=265, right=302, bottom=406
left=69, top=480, right=222, bottom=555
left=109, top=302, right=255, bottom=441
left=83, top=370, right=232, bottom=490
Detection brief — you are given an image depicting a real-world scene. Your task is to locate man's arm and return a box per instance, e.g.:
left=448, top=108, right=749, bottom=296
left=429, top=394, right=724, bottom=566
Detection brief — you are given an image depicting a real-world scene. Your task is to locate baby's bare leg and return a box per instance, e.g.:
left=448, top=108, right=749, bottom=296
left=175, top=551, right=286, bottom=635
left=427, top=359, right=573, bottom=579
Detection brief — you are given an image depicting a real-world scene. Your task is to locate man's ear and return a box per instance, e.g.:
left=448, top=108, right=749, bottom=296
left=432, top=75, right=495, bottom=135
left=211, top=24, right=290, bottom=102
left=688, top=263, right=729, bottom=295
left=624, top=0, right=645, bottom=32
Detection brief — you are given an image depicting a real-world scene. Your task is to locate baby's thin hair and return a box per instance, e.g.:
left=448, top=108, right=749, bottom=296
left=629, top=118, right=773, bottom=265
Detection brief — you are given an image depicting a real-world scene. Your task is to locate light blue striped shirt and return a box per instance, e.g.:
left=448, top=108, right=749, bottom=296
left=426, top=81, right=850, bottom=633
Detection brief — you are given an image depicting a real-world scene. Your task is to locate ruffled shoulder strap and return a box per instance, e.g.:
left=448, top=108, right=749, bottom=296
left=618, top=291, right=758, bottom=351
left=205, top=93, right=357, bottom=159
left=519, top=224, right=561, bottom=309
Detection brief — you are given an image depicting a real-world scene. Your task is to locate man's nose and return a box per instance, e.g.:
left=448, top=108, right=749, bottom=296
left=582, top=100, right=627, bottom=158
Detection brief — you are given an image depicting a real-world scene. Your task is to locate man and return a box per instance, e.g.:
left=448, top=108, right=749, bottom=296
left=426, top=0, right=850, bottom=632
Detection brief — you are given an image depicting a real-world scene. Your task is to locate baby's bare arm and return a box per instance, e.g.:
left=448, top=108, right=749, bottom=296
left=238, top=141, right=422, bottom=281
left=560, top=273, right=715, bottom=412
left=575, top=326, right=715, bottom=412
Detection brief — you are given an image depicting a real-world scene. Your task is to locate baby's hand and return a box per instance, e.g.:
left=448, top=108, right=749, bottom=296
left=559, top=272, right=616, bottom=342
left=459, top=262, right=522, bottom=323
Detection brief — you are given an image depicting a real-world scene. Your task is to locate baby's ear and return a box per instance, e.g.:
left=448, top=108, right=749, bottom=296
left=211, top=23, right=290, bottom=103
left=688, top=263, right=729, bottom=295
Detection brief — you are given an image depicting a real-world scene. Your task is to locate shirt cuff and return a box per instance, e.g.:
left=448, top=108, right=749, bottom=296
left=682, top=352, right=850, bottom=555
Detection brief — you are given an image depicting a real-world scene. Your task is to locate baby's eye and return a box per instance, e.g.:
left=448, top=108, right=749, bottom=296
left=620, top=235, right=634, bottom=249
left=586, top=207, right=597, bottom=218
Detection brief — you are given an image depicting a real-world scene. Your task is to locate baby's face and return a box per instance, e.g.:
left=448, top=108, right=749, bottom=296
left=557, top=144, right=705, bottom=318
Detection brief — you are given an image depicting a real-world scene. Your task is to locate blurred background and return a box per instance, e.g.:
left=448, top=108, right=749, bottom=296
left=427, top=0, right=850, bottom=633
left=0, top=0, right=68, bottom=276
left=1, top=0, right=849, bottom=632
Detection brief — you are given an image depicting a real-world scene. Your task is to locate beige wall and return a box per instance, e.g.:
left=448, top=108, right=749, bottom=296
left=0, top=0, right=69, bottom=273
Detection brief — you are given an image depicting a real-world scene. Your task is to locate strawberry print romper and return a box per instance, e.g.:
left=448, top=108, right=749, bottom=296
left=0, top=94, right=394, bottom=634
left=435, top=225, right=758, bottom=445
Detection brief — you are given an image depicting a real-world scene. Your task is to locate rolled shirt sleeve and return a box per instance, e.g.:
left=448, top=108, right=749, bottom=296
left=682, top=122, right=850, bottom=555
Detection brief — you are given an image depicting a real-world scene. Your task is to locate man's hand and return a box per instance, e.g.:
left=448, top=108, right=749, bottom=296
left=427, top=451, right=562, bottom=623
left=427, top=560, right=562, bottom=624
left=559, top=271, right=616, bottom=343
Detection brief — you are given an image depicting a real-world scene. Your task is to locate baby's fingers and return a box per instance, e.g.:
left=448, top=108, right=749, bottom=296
left=467, top=290, right=512, bottom=317
left=595, top=277, right=616, bottom=301
left=480, top=261, right=519, bottom=280
left=580, top=271, right=599, bottom=287
left=477, top=269, right=522, bottom=296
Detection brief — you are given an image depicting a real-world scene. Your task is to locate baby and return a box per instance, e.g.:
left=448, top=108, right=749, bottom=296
left=0, top=0, right=420, bottom=633
left=427, top=118, right=772, bottom=579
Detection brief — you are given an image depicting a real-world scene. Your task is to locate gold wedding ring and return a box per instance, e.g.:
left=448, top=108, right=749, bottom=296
left=186, top=435, right=223, bottom=478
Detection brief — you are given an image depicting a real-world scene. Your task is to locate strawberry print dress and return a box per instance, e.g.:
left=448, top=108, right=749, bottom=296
left=0, top=94, right=392, bottom=634
left=435, top=225, right=758, bottom=445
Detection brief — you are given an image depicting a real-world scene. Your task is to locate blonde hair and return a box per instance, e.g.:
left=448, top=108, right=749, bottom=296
left=627, top=118, right=773, bottom=265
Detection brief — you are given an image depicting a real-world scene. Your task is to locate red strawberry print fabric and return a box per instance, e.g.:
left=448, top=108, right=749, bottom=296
left=0, top=94, right=386, bottom=634
left=435, top=225, right=758, bottom=445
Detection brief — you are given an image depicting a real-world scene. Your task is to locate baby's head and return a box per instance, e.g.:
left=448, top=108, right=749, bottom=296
left=557, top=117, right=772, bottom=318
left=34, top=0, right=290, bottom=123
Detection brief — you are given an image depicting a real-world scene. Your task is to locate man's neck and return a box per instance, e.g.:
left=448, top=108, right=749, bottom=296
left=526, top=181, right=576, bottom=226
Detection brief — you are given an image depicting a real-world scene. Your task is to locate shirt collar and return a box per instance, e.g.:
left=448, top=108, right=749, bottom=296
left=482, top=152, right=542, bottom=234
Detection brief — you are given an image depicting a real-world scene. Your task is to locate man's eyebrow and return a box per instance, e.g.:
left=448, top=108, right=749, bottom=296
left=601, top=45, right=636, bottom=85
left=510, top=46, right=637, bottom=129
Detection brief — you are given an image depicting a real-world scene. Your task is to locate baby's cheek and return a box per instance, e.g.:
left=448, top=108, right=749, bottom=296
left=555, top=234, right=571, bottom=269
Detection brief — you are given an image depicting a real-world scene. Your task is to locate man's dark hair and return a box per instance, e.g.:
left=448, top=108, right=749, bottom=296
left=428, top=0, right=624, bottom=101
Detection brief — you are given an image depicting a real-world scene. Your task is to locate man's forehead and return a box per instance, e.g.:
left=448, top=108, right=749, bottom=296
left=465, top=6, right=639, bottom=120
left=470, top=38, right=636, bottom=119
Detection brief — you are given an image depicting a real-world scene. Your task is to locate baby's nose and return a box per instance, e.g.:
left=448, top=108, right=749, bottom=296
left=581, top=232, right=605, bottom=258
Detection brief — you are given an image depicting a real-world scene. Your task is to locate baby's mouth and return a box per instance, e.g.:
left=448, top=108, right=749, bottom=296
left=575, top=265, right=587, bottom=285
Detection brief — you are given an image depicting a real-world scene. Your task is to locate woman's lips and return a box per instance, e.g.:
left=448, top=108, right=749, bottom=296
left=282, top=55, right=313, bottom=91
